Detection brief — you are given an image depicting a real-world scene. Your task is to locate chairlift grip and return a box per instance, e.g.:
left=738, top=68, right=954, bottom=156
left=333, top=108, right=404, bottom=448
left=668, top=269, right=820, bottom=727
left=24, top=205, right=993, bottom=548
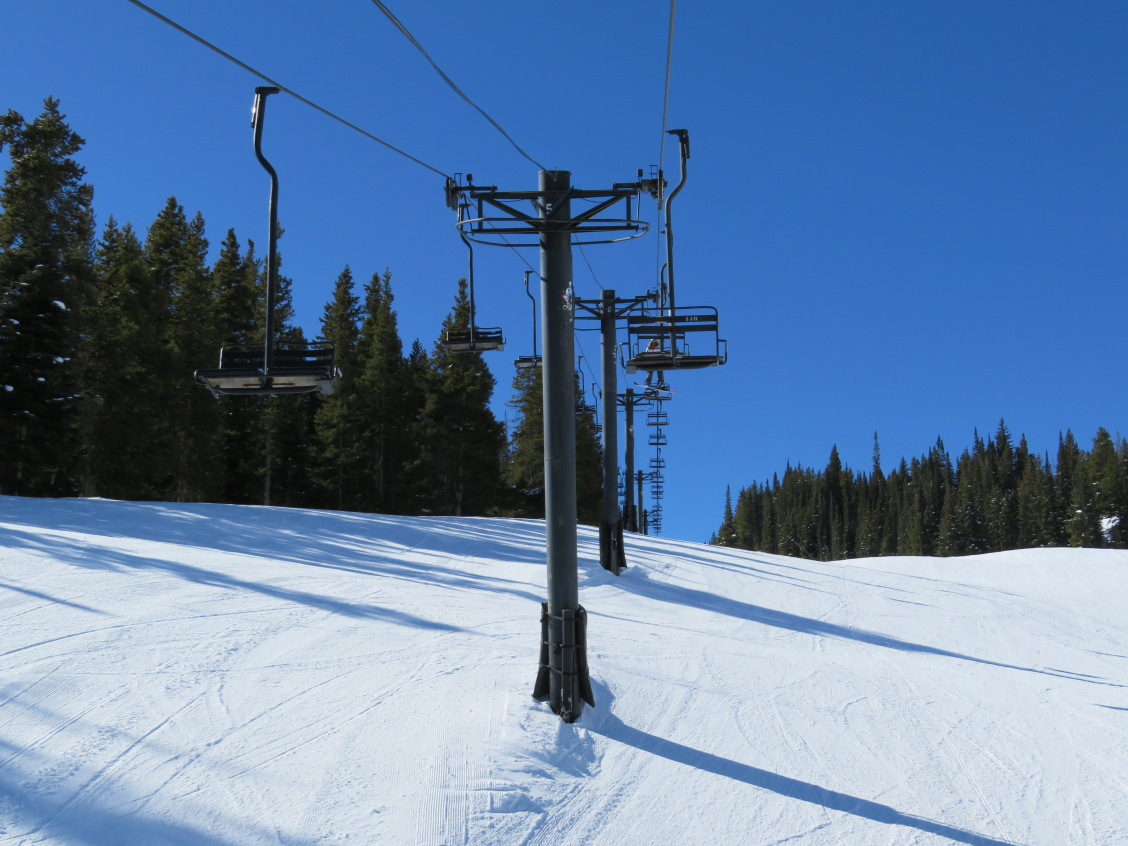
left=253, top=87, right=281, bottom=374
left=663, top=129, right=689, bottom=321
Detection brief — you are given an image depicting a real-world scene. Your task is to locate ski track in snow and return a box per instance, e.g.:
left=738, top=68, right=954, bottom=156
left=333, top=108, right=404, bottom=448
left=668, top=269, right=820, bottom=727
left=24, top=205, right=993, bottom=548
left=1, top=496, right=1127, bottom=844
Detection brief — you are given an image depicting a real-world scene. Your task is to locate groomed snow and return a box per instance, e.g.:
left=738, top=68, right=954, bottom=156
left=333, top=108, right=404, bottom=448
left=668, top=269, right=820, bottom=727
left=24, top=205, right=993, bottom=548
left=1, top=495, right=1126, bottom=845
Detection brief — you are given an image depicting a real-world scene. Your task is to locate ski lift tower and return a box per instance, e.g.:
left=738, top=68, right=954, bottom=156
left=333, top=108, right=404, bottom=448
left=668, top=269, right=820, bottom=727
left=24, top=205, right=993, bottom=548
left=448, top=171, right=651, bottom=723
left=574, top=291, right=651, bottom=573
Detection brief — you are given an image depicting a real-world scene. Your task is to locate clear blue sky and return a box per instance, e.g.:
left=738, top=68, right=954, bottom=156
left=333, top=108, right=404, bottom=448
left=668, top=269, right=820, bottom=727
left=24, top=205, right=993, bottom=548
left=4, top=1, right=1126, bottom=542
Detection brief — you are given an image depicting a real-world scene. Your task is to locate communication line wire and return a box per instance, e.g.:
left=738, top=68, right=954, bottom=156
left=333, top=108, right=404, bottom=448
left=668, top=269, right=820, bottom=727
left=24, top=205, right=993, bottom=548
left=124, top=0, right=450, bottom=179
left=368, top=0, right=548, bottom=172
left=577, top=244, right=605, bottom=292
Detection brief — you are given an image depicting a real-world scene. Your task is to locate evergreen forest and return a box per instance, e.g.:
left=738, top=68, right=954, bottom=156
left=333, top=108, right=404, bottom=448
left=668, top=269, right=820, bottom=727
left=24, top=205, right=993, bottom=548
left=5, top=98, right=1124, bottom=554
left=0, top=98, right=601, bottom=518
left=712, top=423, right=1128, bottom=558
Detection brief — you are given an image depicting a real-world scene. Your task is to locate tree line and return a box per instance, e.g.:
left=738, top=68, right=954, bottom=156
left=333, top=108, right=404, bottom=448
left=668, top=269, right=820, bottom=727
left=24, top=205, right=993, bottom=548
left=712, top=422, right=1128, bottom=558
left=0, top=97, right=601, bottom=517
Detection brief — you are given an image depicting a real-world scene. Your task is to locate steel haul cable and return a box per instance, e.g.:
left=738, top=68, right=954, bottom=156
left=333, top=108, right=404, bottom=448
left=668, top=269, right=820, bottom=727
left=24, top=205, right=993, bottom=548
left=367, top=0, right=547, bottom=172
left=124, top=0, right=450, bottom=179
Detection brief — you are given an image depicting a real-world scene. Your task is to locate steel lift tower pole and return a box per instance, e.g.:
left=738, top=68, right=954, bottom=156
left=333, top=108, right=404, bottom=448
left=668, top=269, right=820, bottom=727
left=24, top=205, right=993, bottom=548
left=574, top=291, right=650, bottom=572
left=448, top=170, right=650, bottom=722
left=599, top=289, right=624, bottom=574
left=616, top=387, right=658, bottom=534
left=623, top=389, right=637, bottom=531
left=537, top=170, right=585, bottom=719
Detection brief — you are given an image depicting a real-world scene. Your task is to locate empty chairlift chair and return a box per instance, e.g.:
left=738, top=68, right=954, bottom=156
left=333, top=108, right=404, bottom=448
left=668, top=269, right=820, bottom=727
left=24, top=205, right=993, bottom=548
left=195, top=87, right=339, bottom=399
left=514, top=270, right=542, bottom=370
left=442, top=207, right=505, bottom=354
left=197, top=342, right=338, bottom=398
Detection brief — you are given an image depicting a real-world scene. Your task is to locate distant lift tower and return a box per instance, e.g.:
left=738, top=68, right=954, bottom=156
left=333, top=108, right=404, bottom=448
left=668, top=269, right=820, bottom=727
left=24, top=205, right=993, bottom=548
left=448, top=171, right=650, bottom=723
left=574, top=291, right=651, bottom=573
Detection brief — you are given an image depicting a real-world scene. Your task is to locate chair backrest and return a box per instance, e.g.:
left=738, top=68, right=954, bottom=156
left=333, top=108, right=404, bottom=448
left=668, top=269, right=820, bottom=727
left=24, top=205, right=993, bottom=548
left=626, top=309, right=719, bottom=339
left=218, top=342, right=335, bottom=373
left=442, top=326, right=505, bottom=352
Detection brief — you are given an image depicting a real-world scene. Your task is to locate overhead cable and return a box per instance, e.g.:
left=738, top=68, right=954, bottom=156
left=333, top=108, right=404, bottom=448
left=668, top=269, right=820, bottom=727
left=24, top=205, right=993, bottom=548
left=656, top=0, right=677, bottom=192
left=124, top=0, right=450, bottom=179
left=655, top=0, right=677, bottom=300
left=575, top=335, right=601, bottom=401
left=367, top=0, right=548, bottom=172
left=577, top=244, right=605, bottom=292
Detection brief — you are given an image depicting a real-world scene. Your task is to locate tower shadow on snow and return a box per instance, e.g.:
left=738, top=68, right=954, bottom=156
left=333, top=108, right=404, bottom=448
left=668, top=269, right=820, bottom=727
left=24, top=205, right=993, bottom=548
left=582, top=682, right=1018, bottom=846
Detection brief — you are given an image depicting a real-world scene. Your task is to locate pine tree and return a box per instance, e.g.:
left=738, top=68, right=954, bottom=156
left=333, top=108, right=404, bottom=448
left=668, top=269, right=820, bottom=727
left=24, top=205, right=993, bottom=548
left=312, top=265, right=363, bottom=510
left=1113, top=437, right=1128, bottom=547
left=415, top=278, right=504, bottom=516
left=355, top=269, right=409, bottom=513
left=396, top=338, right=431, bottom=514
left=856, top=433, right=885, bottom=557
left=503, top=364, right=544, bottom=515
left=713, top=484, right=738, bottom=546
left=1067, top=460, right=1102, bottom=547
left=259, top=257, right=316, bottom=508
left=143, top=198, right=224, bottom=501
left=573, top=381, right=603, bottom=526
left=1089, top=427, right=1123, bottom=543
left=210, top=231, right=264, bottom=504
left=0, top=97, right=95, bottom=495
left=1016, top=452, right=1055, bottom=548
left=79, top=218, right=168, bottom=498
left=503, top=363, right=603, bottom=524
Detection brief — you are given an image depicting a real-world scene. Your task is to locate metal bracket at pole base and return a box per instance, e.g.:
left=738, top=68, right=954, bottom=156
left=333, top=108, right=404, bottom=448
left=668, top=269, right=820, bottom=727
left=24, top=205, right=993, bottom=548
left=533, top=602, right=595, bottom=723
left=598, top=520, right=627, bottom=576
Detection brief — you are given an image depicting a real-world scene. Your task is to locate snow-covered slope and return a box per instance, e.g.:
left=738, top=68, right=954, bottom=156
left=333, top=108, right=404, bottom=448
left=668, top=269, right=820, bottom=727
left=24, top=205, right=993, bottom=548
left=1, top=496, right=1126, bottom=845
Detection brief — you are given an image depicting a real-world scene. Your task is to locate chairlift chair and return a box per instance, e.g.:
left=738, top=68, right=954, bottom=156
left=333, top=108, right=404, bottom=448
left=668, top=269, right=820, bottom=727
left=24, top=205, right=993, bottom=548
left=623, top=128, right=728, bottom=377
left=441, top=325, right=505, bottom=353
left=195, top=87, right=339, bottom=399
left=622, top=305, right=728, bottom=374
left=442, top=205, right=505, bottom=354
left=513, top=270, right=542, bottom=369
left=198, top=342, right=337, bottom=399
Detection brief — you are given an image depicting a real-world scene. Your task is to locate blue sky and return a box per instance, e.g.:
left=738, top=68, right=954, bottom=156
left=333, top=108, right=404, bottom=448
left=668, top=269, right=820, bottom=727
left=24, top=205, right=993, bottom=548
left=4, top=1, right=1126, bottom=541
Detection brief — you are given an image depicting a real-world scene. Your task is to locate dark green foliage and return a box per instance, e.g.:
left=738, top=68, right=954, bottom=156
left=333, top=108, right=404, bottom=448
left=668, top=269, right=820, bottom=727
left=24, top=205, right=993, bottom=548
left=0, top=98, right=94, bottom=495
left=412, top=278, right=505, bottom=516
left=79, top=218, right=168, bottom=498
left=211, top=231, right=265, bottom=505
left=714, top=423, right=1128, bottom=559
left=354, top=269, right=412, bottom=513
left=4, top=98, right=620, bottom=523
left=504, top=364, right=603, bottom=524
left=504, top=364, right=545, bottom=516
left=143, top=197, right=225, bottom=501
left=312, top=265, right=364, bottom=510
